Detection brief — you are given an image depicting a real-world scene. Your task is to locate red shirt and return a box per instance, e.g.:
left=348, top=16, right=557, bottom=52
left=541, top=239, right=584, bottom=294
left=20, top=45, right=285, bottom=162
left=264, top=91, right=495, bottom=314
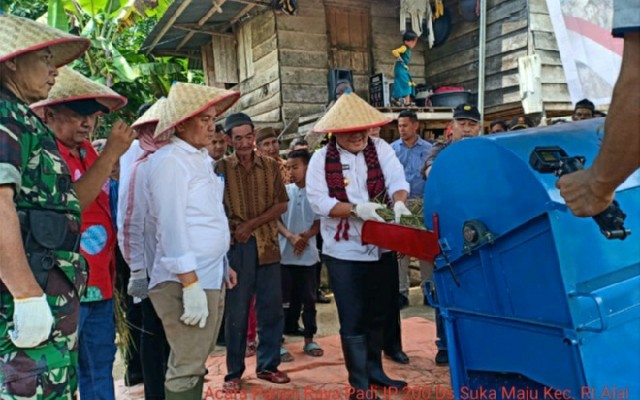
left=57, top=140, right=116, bottom=301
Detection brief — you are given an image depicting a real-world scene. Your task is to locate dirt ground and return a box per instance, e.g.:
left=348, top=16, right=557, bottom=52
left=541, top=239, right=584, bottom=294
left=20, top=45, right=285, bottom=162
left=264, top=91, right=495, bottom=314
left=113, top=286, right=450, bottom=399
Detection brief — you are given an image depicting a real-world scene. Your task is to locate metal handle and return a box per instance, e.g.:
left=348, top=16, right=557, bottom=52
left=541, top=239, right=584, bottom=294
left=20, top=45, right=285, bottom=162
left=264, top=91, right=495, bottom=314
left=569, top=291, right=608, bottom=333
left=423, top=280, right=439, bottom=308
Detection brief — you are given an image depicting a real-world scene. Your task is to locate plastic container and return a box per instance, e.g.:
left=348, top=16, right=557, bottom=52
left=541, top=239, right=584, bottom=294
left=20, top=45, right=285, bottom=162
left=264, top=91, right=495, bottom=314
left=429, top=90, right=472, bottom=107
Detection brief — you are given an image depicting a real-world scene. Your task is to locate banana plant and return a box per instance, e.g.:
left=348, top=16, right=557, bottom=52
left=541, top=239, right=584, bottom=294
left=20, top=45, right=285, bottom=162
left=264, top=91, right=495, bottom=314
left=40, top=0, right=203, bottom=134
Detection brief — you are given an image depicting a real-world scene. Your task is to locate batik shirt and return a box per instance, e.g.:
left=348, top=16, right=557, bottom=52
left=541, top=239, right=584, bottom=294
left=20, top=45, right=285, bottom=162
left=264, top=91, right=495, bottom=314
left=216, top=152, right=288, bottom=266
left=0, top=85, right=87, bottom=296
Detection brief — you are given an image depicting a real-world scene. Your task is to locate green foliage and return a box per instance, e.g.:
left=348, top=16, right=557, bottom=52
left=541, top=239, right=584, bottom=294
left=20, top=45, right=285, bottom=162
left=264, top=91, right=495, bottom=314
left=1, top=0, right=48, bottom=19
left=4, top=0, right=204, bottom=138
left=48, top=0, right=68, bottom=30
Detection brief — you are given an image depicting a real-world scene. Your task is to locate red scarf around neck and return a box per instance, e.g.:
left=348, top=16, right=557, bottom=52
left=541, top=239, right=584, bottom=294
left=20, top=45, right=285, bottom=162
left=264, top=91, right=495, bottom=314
left=325, top=135, right=388, bottom=240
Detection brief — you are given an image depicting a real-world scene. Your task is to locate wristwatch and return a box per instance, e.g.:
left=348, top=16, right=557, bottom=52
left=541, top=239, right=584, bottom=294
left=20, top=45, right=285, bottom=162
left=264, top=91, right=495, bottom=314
left=350, top=204, right=358, bottom=218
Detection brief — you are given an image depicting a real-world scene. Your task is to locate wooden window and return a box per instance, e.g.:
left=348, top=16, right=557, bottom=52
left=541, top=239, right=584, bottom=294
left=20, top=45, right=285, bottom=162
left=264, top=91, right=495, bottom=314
left=209, top=22, right=254, bottom=85
left=325, top=5, right=371, bottom=75
left=237, top=21, right=255, bottom=82
left=212, top=35, right=239, bottom=84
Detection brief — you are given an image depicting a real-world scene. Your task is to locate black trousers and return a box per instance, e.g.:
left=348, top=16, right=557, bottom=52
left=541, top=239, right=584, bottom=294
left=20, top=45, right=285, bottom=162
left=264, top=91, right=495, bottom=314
left=379, top=252, right=404, bottom=353
left=324, top=255, right=390, bottom=337
left=224, top=238, right=284, bottom=381
left=114, top=247, right=143, bottom=383
left=114, top=245, right=168, bottom=399
left=140, top=298, right=170, bottom=400
left=281, top=264, right=318, bottom=338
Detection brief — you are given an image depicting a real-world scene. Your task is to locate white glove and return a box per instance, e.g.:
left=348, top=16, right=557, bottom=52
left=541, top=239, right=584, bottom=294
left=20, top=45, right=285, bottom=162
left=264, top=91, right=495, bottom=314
left=9, top=294, right=54, bottom=348
left=393, top=201, right=412, bottom=223
left=355, top=202, right=385, bottom=222
left=180, top=281, right=209, bottom=328
left=127, top=269, right=149, bottom=299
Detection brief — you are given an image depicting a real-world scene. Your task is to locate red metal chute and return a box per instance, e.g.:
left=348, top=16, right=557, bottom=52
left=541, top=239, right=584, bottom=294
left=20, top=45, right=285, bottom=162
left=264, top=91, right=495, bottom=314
left=361, top=214, right=441, bottom=262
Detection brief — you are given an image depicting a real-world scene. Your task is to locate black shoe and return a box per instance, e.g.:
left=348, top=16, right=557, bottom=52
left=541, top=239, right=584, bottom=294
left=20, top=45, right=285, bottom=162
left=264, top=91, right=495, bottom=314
left=398, top=294, right=409, bottom=310
left=384, top=350, right=410, bottom=365
left=435, top=349, right=448, bottom=366
left=317, top=291, right=332, bottom=304
left=283, top=326, right=305, bottom=336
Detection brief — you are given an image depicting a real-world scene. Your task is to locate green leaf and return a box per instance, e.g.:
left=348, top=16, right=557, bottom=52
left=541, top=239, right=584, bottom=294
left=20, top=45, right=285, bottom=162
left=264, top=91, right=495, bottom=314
left=109, top=44, right=139, bottom=82
left=76, top=0, right=108, bottom=14
left=136, top=62, right=183, bottom=76
left=81, top=16, right=95, bottom=36
left=47, top=0, right=69, bottom=30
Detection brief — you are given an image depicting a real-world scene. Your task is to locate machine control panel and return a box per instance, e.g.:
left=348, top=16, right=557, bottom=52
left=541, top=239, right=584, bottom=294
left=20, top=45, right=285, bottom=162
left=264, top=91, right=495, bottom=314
left=529, top=146, right=631, bottom=240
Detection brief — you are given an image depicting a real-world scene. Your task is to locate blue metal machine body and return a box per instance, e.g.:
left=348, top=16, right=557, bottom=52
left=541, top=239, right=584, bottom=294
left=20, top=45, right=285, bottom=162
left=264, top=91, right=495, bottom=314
left=423, top=119, right=640, bottom=399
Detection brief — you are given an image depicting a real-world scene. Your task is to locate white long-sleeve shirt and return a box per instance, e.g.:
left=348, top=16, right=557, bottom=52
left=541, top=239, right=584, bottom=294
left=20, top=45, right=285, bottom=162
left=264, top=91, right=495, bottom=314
left=117, top=140, right=144, bottom=234
left=306, top=137, right=410, bottom=261
left=146, top=137, right=230, bottom=290
left=117, top=156, right=156, bottom=276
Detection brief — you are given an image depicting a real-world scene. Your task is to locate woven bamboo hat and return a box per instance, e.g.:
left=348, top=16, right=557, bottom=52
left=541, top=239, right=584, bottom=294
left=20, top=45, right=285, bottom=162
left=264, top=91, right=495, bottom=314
left=154, top=82, right=240, bottom=139
left=132, top=98, right=167, bottom=129
left=312, top=91, right=391, bottom=133
left=0, top=14, right=89, bottom=68
left=31, top=67, right=127, bottom=112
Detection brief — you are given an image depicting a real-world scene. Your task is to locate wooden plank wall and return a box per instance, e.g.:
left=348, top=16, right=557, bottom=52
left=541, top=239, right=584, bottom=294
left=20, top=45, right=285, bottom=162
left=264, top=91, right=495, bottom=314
left=276, top=0, right=330, bottom=123
left=424, top=0, right=529, bottom=116
left=225, top=10, right=282, bottom=126
left=275, top=0, right=430, bottom=122
left=325, top=3, right=372, bottom=98
left=529, top=0, right=572, bottom=115
left=371, top=0, right=427, bottom=87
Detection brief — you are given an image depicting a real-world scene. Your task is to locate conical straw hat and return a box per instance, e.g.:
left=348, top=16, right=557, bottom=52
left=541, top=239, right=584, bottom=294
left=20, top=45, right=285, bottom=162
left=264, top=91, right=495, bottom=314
left=154, top=82, right=240, bottom=139
left=0, top=14, right=89, bottom=68
left=312, top=92, right=391, bottom=133
left=30, top=67, right=127, bottom=112
left=132, top=98, right=167, bottom=128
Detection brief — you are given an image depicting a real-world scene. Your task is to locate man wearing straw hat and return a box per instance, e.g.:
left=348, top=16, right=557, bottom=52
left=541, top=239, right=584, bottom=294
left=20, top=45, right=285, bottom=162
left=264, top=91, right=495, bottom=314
left=216, top=112, right=290, bottom=392
left=118, top=99, right=171, bottom=400
left=146, top=82, right=239, bottom=399
left=306, top=91, right=411, bottom=399
left=31, top=66, right=134, bottom=399
left=0, top=13, right=133, bottom=398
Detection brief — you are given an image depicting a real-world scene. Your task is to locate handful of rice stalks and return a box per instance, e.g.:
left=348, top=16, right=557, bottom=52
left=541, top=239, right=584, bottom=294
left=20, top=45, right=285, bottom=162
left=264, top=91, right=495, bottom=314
left=375, top=198, right=425, bottom=229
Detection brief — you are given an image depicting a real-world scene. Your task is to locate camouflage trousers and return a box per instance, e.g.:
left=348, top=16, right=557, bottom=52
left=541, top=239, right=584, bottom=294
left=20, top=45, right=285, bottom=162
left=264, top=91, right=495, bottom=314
left=0, top=268, right=80, bottom=399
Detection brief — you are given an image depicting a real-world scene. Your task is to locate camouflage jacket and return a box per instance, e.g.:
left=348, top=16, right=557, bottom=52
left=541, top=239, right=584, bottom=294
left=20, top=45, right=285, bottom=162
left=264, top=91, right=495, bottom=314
left=0, top=86, right=87, bottom=296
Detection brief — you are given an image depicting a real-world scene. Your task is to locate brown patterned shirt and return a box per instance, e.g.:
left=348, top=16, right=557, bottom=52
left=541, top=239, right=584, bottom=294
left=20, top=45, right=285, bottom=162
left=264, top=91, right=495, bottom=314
left=216, top=152, right=288, bottom=265
left=277, top=157, right=291, bottom=184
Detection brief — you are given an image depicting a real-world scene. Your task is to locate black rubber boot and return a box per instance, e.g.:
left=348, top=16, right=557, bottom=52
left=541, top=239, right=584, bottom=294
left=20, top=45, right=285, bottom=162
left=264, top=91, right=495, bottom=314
left=367, top=330, right=407, bottom=389
left=165, top=377, right=204, bottom=400
left=341, top=335, right=380, bottom=400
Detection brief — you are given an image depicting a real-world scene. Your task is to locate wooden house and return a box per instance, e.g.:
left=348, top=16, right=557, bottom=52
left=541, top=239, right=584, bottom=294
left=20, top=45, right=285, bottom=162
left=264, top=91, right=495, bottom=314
left=424, top=0, right=573, bottom=121
left=143, top=0, right=574, bottom=142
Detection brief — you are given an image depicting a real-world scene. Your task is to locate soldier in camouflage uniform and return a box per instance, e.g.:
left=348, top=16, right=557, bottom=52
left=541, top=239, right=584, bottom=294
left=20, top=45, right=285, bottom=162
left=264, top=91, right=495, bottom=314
left=32, top=67, right=128, bottom=400
left=0, top=14, right=134, bottom=399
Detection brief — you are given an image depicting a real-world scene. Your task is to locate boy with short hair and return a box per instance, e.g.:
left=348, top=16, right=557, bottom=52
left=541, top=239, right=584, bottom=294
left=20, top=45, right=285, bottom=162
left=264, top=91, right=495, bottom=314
left=278, top=149, right=323, bottom=357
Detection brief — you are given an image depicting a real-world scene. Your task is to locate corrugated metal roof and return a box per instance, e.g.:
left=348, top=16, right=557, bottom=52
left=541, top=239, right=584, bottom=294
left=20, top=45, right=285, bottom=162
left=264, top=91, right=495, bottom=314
left=142, top=0, right=269, bottom=56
